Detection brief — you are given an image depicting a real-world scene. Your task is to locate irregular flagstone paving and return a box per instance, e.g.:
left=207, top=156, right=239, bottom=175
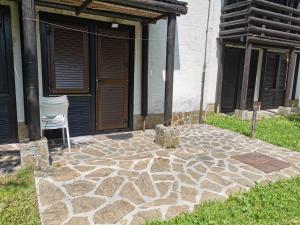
left=0, top=143, right=20, bottom=175
left=35, top=124, right=300, bottom=225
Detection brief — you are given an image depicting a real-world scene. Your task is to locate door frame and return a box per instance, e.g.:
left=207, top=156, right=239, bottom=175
left=95, top=25, right=132, bottom=131
left=39, top=12, right=135, bottom=136
left=0, top=6, right=18, bottom=144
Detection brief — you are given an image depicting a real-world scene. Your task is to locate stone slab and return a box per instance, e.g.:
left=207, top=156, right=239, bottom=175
left=232, top=152, right=291, bottom=173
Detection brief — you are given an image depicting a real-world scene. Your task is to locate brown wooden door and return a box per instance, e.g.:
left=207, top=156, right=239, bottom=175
left=261, top=52, right=287, bottom=109
left=96, top=29, right=129, bottom=130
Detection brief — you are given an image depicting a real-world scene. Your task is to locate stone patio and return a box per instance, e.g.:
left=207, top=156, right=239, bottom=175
left=0, top=143, right=20, bottom=175
left=34, top=124, right=300, bottom=225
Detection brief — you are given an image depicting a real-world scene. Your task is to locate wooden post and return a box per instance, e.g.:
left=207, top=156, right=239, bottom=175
left=292, top=54, right=300, bottom=100
left=251, top=102, right=261, bottom=139
left=258, top=49, right=267, bottom=103
left=284, top=48, right=297, bottom=106
left=164, top=14, right=176, bottom=126
left=239, top=41, right=253, bottom=110
left=215, top=39, right=225, bottom=113
left=22, top=0, right=41, bottom=140
left=142, top=23, right=149, bottom=130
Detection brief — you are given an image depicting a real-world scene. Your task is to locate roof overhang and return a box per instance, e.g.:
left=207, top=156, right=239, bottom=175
left=35, top=0, right=188, bottom=23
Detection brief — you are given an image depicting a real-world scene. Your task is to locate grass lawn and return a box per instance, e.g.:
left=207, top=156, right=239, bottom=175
left=0, top=169, right=40, bottom=225
left=205, top=113, right=300, bottom=152
left=148, top=176, right=300, bottom=225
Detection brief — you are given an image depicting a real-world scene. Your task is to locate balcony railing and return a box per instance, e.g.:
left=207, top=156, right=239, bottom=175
left=220, top=0, right=300, bottom=45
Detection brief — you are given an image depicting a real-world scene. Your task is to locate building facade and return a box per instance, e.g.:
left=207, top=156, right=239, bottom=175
left=217, top=0, right=300, bottom=113
left=0, top=0, right=299, bottom=144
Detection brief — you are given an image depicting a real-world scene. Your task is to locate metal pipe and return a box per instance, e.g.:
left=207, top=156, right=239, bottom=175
left=199, top=0, right=211, bottom=124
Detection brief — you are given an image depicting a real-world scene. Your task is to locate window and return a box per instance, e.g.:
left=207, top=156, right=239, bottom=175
left=48, top=22, right=89, bottom=94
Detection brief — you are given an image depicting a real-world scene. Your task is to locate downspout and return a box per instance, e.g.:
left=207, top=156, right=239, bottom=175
left=141, top=24, right=149, bottom=131
left=199, top=0, right=211, bottom=123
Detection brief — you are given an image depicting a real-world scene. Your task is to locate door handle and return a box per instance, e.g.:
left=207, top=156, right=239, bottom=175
left=96, top=79, right=104, bottom=84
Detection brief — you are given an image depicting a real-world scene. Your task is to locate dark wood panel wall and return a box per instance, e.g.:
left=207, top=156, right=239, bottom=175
left=220, top=0, right=300, bottom=47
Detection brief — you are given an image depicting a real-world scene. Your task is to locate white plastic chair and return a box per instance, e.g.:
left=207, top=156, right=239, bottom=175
left=40, top=95, right=71, bottom=151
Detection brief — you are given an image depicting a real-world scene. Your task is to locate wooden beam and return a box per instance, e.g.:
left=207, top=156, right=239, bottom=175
left=248, top=26, right=300, bottom=41
left=239, top=41, right=253, bottom=110
left=21, top=0, right=41, bottom=140
left=219, top=27, right=248, bottom=36
left=76, top=0, right=92, bottom=15
left=145, top=14, right=167, bottom=24
left=251, top=7, right=300, bottom=24
left=219, top=34, right=247, bottom=41
left=164, top=14, right=176, bottom=126
left=35, top=1, right=146, bottom=22
left=247, top=36, right=300, bottom=48
left=253, top=0, right=300, bottom=17
left=215, top=40, right=225, bottom=113
left=221, top=8, right=249, bottom=20
left=284, top=48, right=297, bottom=106
left=98, top=0, right=188, bottom=15
left=141, top=24, right=149, bottom=117
left=222, top=0, right=251, bottom=12
left=249, top=16, right=300, bottom=33
left=220, top=18, right=248, bottom=29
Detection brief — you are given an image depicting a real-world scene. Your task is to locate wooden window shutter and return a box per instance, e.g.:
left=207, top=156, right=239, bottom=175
left=48, top=23, right=89, bottom=94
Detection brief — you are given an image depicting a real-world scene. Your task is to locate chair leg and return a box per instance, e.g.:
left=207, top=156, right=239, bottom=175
left=62, top=128, right=65, bottom=144
left=66, top=124, right=71, bottom=152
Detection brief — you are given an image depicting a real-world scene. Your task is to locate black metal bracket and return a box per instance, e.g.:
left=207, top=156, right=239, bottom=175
left=76, top=0, right=93, bottom=15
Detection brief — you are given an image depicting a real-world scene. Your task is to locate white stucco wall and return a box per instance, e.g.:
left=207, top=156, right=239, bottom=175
left=148, top=0, right=221, bottom=114
left=204, top=0, right=223, bottom=109
left=0, top=0, right=25, bottom=123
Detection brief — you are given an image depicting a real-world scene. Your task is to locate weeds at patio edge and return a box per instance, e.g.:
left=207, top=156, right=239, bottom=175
left=0, top=168, right=40, bottom=225
left=206, top=113, right=300, bottom=152
left=147, top=176, right=300, bottom=225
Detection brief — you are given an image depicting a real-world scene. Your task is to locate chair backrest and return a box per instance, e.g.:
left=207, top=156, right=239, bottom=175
left=40, top=96, right=69, bottom=117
